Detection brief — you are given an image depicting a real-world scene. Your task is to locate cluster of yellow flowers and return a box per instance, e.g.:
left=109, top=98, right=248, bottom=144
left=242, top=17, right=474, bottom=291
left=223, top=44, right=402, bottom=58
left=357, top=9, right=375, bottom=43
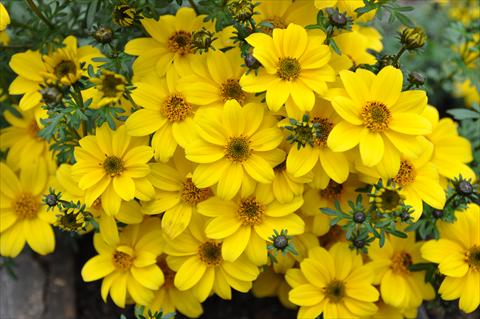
left=0, top=1, right=479, bottom=318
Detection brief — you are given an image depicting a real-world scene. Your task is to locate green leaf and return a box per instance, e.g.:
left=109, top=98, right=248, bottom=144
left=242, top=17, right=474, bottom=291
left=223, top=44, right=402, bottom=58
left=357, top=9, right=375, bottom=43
left=447, top=108, right=480, bottom=120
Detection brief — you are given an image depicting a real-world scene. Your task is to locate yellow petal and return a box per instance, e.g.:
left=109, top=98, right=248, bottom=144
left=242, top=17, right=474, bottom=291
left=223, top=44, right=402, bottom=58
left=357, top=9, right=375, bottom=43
left=319, top=149, right=349, bottom=183
left=243, top=154, right=275, bottom=183
left=24, top=218, right=55, bottom=255
left=331, top=96, right=362, bottom=125
left=389, top=113, right=432, bottom=135
left=371, top=66, right=402, bottom=107
left=110, top=272, right=128, bottom=308
left=286, top=146, right=319, bottom=178
left=359, top=130, right=384, bottom=167
left=131, top=265, right=164, bottom=290
left=125, top=109, right=165, bottom=136
left=216, top=162, right=243, bottom=200
left=205, top=215, right=241, bottom=239
left=81, top=255, right=115, bottom=282
left=289, top=284, right=324, bottom=306
left=327, top=121, right=362, bottom=152
left=0, top=222, right=26, bottom=257
left=222, top=226, right=251, bottom=262
left=192, top=160, right=230, bottom=188
left=174, top=256, right=207, bottom=290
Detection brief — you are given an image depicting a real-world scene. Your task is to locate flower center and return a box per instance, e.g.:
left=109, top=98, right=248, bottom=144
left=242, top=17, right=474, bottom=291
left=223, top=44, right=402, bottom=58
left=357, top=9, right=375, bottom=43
left=324, top=280, right=346, bottom=303
left=361, top=101, right=391, bottom=133
left=391, top=251, right=413, bottom=274
left=225, top=135, right=252, bottom=162
left=312, top=117, right=334, bottom=148
left=100, top=73, right=125, bottom=98
left=54, top=60, right=77, bottom=80
left=156, top=256, right=176, bottom=288
left=237, top=197, right=265, bottom=226
left=274, top=160, right=286, bottom=173
left=55, top=211, right=85, bottom=232
left=102, top=156, right=125, bottom=176
left=375, top=187, right=404, bottom=213
left=220, top=79, right=246, bottom=104
left=198, top=241, right=223, bottom=267
left=167, top=31, right=192, bottom=55
left=14, top=193, right=40, bottom=219
left=112, top=250, right=134, bottom=270
left=277, top=57, right=301, bottom=81
left=394, top=160, right=416, bottom=186
left=466, top=246, right=480, bottom=271
left=181, top=178, right=212, bottom=206
left=263, top=16, right=288, bottom=31
left=319, top=180, right=344, bottom=202
left=162, top=93, right=193, bottom=122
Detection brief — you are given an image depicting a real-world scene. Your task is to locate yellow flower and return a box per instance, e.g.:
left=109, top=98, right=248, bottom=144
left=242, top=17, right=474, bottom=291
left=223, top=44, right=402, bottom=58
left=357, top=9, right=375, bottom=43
left=146, top=255, right=203, bottom=318
left=422, top=105, right=476, bottom=182
left=164, top=215, right=260, bottom=302
left=327, top=66, right=431, bottom=172
left=72, top=124, right=154, bottom=216
left=254, top=0, right=317, bottom=31
left=0, top=106, right=55, bottom=172
left=125, top=70, right=197, bottom=162
left=286, top=243, right=379, bottom=319
left=240, top=23, right=335, bottom=112
left=0, top=162, right=56, bottom=257
left=0, top=2, right=10, bottom=31
left=333, top=26, right=383, bottom=67
left=9, top=35, right=103, bottom=112
left=455, top=79, right=480, bottom=108
left=124, top=8, right=214, bottom=78
left=83, top=70, right=127, bottom=109
left=81, top=219, right=165, bottom=308
left=186, top=100, right=284, bottom=200
left=197, top=188, right=304, bottom=265
left=142, top=152, right=213, bottom=239
left=314, top=0, right=377, bottom=21
left=421, top=204, right=480, bottom=313
left=178, top=49, right=253, bottom=107
left=365, top=233, right=435, bottom=309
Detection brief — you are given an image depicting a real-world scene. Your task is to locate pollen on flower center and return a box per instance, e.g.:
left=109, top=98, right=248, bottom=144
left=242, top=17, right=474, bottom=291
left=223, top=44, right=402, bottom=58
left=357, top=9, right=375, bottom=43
left=237, top=197, right=265, bottom=226
left=162, top=93, right=193, bottom=122
left=391, top=251, right=413, bottom=273
left=181, top=178, right=212, bottom=206
left=54, top=60, right=77, bottom=80
left=324, top=280, right=346, bottom=303
left=394, top=160, right=416, bottom=186
left=102, top=155, right=125, bottom=176
left=220, top=79, right=246, bottom=104
left=225, top=135, right=252, bottom=162
left=466, top=245, right=480, bottom=271
left=157, top=256, right=176, bottom=288
left=320, top=180, right=344, bottom=201
left=112, top=250, right=134, bottom=270
left=312, top=117, right=334, bottom=148
left=277, top=57, right=301, bottom=81
left=361, top=101, right=391, bottom=133
left=14, top=193, right=40, bottom=219
left=167, top=31, right=192, bottom=55
left=198, top=241, right=223, bottom=267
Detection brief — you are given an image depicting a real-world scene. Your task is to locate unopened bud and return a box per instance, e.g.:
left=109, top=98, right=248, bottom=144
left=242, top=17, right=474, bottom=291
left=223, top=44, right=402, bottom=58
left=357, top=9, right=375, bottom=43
left=401, top=27, right=426, bottom=50
left=93, top=26, right=113, bottom=44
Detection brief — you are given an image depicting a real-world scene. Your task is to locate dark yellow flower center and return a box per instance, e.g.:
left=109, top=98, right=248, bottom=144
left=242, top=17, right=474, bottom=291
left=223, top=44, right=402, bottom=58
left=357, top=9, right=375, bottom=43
left=157, top=256, right=176, bottom=288
left=162, top=94, right=193, bottom=122
left=277, top=57, right=301, bottom=81
left=112, top=250, right=134, bottom=270
left=55, top=211, right=85, bottom=232
left=54, top=60, right=77, bottom=80
left=237, top=197, right=265, bottom=226
left=274, top=160, right=286, bottom=173
left=225, top=135, right=252, bottom=162
left=198, top=241, right=223, bottom=267
left=319, top=180, right=344, bottom=202
left=100, top=73, right=125, bottom=98
left=220, top=79, right=246, bottom=104
left=14, top=193, right=40, bottom=219
left=181, top=178, right=212, bottom=206
left=312, top=117, right=334, bottom=148
left=394, top=160, right=416, bottom=186
left=168, top=31, right=192, bottom=55
left=391, top=251, right=413, bottom=274
left=466, top=246, right=480, bottom=271
left=375, top=187, right=403, bottom=213
left=361, top=101, right=391, bottom=133
left=102, top=156, right=125, bottom=176
left=324, top=280, right=346, bottom=303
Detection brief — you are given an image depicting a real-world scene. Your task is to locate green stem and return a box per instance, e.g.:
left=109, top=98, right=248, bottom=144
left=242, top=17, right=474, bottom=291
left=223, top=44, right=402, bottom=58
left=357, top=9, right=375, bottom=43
left=393, top=46, right=407, bottom=64
left=124, top=90, right=139, bottom=111
left=187, top=0, right=200, bottom=14
left=72, top=85, right=88, bottom=137
left=25, top=0, right=56, bottom=30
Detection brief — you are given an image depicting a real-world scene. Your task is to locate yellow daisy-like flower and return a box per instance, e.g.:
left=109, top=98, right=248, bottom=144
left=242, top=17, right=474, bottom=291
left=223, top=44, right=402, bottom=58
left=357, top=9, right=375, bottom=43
left=146, top=255, right=203, bottom=318
left=314, top=0, right=377, bottom=21
left=0, top=106, right=54, bottom=172
left=186, top=100, right=284, bottom=200
left=327, top=66, right=432, bottom=171
left=254, top=0, right=317, bottom=31
left=9, top=35, right=103, bottom=113
left=286, top=243, right=379, bottom=319
left=81, top=219, right=165, bottom=308
left=240, top=23, right=335, bottom=112
left=83, top=70, right=127, bottom=109
left=124, top=7, right=213, bottom=78
left=72, top=124, right=154, bottom=216
left=455, top=79, right=480, bottom=108
left=178, top=49, right=253, bottom=107
left=422, top=105, right=476, bottom=182
left=197, top=188, right=304, bottom=266
left=421, top=204, right=480, bottom=313
left=125, top=71, right=197, bottom=162
left=164, top=215, right=260, bottom=302
left=142, top=152, right=213, bottom=239
left=0, top=3, right=10, bottom=31
left=0, top=162, right=56, bottom=257
left=333, top=26, right=383, bottom=67
left=365, top=233, right=435, bottom=309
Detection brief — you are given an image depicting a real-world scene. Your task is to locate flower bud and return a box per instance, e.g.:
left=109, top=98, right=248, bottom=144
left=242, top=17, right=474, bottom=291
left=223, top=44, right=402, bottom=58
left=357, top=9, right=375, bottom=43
left=273, top=235, right=288, bottom=250
left=326, top=8, right=348, bottom=28
left=408, top=72, right=425, bottom=87
left=457, top=180, right=474, bottom=196
left=227, top=0, right=255, bottom=23
left=40, top=86, right=63, bottom=105
left=353, top=211, right=366, bottom=223
left=112, top=4, right=136, bottom=27
left=191, top=28, right=216, bottom=53
left=401, top=27, right=426, bottom=50
left=244, top=53, right=260, bottom=69
left=93, top=26, right=113, bottom=44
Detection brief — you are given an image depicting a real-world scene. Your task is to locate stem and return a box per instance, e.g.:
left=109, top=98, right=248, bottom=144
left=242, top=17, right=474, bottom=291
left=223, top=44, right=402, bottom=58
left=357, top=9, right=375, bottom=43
left=124, top=90, right=139, bottom=111
left=187, top=0, right=200, bottom=14
left=393, top=46, right=407, bottom=64
left=444, top=193, right=457, bottom=209
left=25, top=0, right=56, bottom=29
left=72, top=85, right=88, bottom=137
